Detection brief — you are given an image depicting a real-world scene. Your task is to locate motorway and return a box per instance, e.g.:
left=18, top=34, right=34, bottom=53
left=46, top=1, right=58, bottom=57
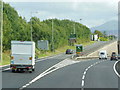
left=2, top=41, right=119, bottom=89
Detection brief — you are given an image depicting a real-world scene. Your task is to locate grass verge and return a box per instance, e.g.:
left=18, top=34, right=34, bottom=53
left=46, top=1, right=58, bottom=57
left=0, top=41, right=95, bottom=66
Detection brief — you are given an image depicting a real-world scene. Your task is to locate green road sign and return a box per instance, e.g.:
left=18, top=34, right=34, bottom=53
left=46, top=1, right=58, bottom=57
left=76, top=44, right=83, bottom=54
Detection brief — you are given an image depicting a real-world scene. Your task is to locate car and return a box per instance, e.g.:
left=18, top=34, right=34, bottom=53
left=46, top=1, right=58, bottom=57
left=118, top=54, right=120, bottom=59
left=112, top=52, right=116, bottom=55
left=99, top=50, right=107, bottom=59
left=110, top=54, right=118, bottom=61
left=66, top=49, right=74, bottom=54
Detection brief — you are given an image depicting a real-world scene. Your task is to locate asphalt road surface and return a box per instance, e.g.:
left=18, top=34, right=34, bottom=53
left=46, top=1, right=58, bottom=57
left=2, top=41, right=118, bottom=89
left=24, top=59, right=118, bottom=89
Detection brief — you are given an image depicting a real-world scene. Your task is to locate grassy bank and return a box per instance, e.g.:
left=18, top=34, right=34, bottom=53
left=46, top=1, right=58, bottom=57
left=0, top=50, right=10, bottom=65
left=1, top=41, right=95, bottom=66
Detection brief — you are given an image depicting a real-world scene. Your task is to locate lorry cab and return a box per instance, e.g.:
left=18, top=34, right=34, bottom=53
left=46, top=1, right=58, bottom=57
left=99, top=50, right=107, bottom=60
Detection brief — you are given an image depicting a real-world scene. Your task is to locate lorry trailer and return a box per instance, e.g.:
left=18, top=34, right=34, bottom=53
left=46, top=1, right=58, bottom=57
left=10, top=41, right=35, bottom=73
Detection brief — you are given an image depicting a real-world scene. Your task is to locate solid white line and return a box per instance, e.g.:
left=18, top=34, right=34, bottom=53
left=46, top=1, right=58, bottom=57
left=0, top=64, right=10, bottom=68
left=1, top=53, right=63, bottom=68
left=20, top=58, right=80, bottom=89
left=35, top=58, right=46, bottom=62
left=2, top=54, right=63, bottom=71
left=19, top=68, right=54, bottom=89
left=36, top=56, right=58, bottom=62
left=2, top=68, right=10, bottom=71
left=113, top=61, right=120, bottom=78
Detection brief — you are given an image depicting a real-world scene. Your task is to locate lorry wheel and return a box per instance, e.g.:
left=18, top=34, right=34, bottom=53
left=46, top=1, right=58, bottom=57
left=32, top=68, right=35, bottom=71
left=16, top=69, right=19, bottom=72
left=29, top=71, right=32, bottom=73
left=20, top=69, right=24, bottom=72
left=12, top=69, right=15, bottom=73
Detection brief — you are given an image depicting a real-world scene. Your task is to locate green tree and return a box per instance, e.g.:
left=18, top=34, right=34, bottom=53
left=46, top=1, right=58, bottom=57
left=3, top=2, right=92, bottom=51
left=94, top=30, right=103, bottom=36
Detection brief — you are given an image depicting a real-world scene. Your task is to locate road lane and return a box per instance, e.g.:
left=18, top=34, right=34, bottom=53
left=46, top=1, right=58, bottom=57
left=2, top=40, right=115, bottom=71
left=84, top=60, right=118, bottom=88
left=25, top=59, right=99, bottom=88
left=2, top=41, right=116, bottom=89
left=2, top=40, right=114, bottom=71
left=25, top=59, right=118, bottom=89
left=2, top=53, right=72, bottom=88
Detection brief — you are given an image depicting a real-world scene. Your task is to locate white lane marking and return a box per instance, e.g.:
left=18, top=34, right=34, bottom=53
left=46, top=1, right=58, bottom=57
left=87, top=66, right=91, bottom=69
left=0, top=64, right=10, bottom=68
left=81, top=60, right=106, bottom=88
left=2, top=57, right=97, bottom=71
left=85, top=68, right=88, bottom=72
left=83, top=71, right=86, bottom=75
left=81, top=80, right=84, bottom=87
left=2, top=54, right=95, bottom=71
left=82, top=75, right=85, bottom=80
left=2, top=68, right=10, bottom=71
left=35, top=54, right=63, bottom=62
left=113, top=61, right=120, bottom=78
left=20, top=58, right=81, bottom=89
left=2, top=54, right=64, bottom=71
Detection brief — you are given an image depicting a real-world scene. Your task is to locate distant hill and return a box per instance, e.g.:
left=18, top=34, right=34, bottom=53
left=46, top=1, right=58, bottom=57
left=90, top=20, right=118, bottom=35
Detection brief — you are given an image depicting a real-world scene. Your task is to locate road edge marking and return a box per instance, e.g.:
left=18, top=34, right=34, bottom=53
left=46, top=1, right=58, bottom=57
left=113, top=61, right=120, bottom=78
left=19, top=58, right=81, bottom=89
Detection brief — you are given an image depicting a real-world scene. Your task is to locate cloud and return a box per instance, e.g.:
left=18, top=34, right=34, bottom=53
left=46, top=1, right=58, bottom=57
left=6, top=1, right=118, bottom=28
left=3, top=0, right=119, bottom=2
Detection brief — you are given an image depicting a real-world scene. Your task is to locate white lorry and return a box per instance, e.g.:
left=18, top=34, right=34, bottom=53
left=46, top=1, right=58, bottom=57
left=99, top=50, right=107, bottom=59
left=10, top=41, right=35, bottom=73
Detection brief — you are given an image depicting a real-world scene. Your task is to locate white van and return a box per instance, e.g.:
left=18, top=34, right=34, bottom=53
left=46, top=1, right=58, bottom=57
left=99, top=50, right=107, bottom=59
left=10, top=41, right=35, bottom=73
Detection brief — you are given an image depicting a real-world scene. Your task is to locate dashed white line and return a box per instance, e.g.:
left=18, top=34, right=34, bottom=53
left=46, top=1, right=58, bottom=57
left=82, top=75, right=85, bottom=80
left=81, top=60, right=106, bottom=88
left=83, top=71, right=86, bottom=75
left=81, top=80, right=84, bottom=87
left=85, top=68, right=88, bottom=71
left=87, top=66, right=91, bottom=69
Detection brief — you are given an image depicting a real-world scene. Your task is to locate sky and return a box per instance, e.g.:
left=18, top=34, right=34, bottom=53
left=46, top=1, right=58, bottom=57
left=3, top=0, right=119, bottom=28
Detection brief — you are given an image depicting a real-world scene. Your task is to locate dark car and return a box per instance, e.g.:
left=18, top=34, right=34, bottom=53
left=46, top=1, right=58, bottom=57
left=118, top=54, right=120, bottom=59
left=66, top=49, right=74, bottom=54
left=110, top=54, right=118, bottom=61
left=112, top=52, right=116, bottom=55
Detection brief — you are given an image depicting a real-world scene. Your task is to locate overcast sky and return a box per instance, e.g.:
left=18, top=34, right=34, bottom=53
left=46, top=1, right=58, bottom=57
left=3, top=0, right=118, bottom=28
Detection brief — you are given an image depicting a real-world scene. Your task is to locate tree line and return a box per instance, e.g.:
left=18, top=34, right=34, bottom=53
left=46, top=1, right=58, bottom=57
left=3, top=3, right=91, bottom=51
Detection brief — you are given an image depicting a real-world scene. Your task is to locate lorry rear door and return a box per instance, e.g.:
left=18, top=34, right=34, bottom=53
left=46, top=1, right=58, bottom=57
left=11, top=43, right=33, bottom=65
